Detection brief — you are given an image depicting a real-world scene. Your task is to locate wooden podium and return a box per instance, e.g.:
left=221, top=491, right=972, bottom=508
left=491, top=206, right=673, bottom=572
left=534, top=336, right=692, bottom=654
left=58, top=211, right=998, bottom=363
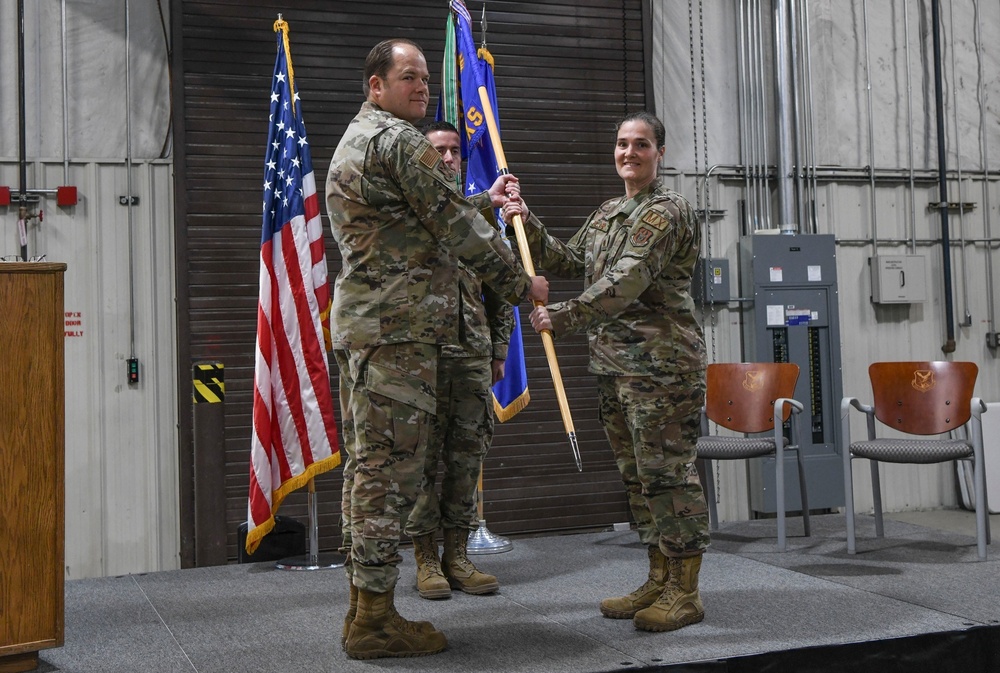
left=0, top=263, right=66, bottom=673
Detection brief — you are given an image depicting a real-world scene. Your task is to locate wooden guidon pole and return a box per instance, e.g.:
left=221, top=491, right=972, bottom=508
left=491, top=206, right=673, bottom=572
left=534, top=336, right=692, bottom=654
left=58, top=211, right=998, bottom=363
left=475, top=87, right=582, bottom=472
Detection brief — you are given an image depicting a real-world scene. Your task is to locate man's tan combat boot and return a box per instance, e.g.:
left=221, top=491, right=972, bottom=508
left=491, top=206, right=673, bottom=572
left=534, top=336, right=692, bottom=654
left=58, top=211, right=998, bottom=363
left=633, top=554, right=705, bottom=632
left=412, top=534, right=451, bottom=599
left=341, top=581, right=358, bottom=650
left=441, top=527, right=499, bottom=595
left=600, top=545, right=669, bottom=618
left=344, top=588, right=447, bottom=659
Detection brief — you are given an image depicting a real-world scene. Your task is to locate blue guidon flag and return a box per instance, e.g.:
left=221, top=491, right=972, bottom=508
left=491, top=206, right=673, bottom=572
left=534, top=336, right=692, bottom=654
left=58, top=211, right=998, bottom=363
left=439, top=0, right=530, bottom=421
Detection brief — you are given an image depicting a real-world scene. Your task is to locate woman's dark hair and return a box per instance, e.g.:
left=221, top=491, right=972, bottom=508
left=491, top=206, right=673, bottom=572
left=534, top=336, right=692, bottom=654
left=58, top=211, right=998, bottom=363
left=615, top=111, right=665, bottom=149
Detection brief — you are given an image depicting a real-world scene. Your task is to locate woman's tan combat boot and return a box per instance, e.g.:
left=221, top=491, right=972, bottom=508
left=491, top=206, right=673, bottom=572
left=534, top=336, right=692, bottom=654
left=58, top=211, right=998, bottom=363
left=633, top=554, right=705, bottom=632
left=600, top=545, right=670, bottom=618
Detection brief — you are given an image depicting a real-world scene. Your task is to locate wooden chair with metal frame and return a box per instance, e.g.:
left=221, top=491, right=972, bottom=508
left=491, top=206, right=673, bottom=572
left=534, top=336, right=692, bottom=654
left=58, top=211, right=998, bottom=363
left=841, top=361, right=990, bottom=560
left=696, top=362, right=811, bottom=551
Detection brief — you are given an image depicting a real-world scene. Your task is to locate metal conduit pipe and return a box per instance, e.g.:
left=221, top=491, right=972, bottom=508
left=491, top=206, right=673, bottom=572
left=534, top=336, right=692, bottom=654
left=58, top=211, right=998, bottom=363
left=747, top=0, right=761, bottom=230
left=773, top=0, right=796, bottom=232
left=62, top=0, right=69, bottom=184
left=803, top=0, right=819, bottom=234
left=17, top=0, right=28, bottom=261
left=903, top=0, right=917, bottom=254
left=862, top=0, right=879, bottom=250
left=756, top=0, right=773, bottom=229
left=789, top=0, right=805, bottom=231
left=738, top=0, right=752, bottom=232
left=973, top=0, right=997, bottom=344
left=125, top=0, right=138, bottom=361
left=931, top=0, right=957, bottom=354
left=948, top=0, right=972, bottom=327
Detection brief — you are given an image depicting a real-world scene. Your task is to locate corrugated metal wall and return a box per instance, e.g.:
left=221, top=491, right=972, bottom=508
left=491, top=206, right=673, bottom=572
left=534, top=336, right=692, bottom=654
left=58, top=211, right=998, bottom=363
left=174, top=0, right=648, bottom=564
left=0, top=0, right=178, bottom=580
left=651, top=1, right=1000, bottom=526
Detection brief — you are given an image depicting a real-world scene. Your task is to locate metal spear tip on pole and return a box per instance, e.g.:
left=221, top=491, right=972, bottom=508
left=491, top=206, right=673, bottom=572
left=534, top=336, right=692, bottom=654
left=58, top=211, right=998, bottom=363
left=569, top=432, right=582, bottom=472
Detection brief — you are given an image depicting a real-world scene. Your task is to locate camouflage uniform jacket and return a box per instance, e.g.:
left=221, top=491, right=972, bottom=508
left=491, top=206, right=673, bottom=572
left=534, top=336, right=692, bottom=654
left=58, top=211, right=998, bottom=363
left=442, top=191, right=514, bottom=360
left=325, top=102, right=530, bottom=350
left=523, top=178, right=706, bottom=377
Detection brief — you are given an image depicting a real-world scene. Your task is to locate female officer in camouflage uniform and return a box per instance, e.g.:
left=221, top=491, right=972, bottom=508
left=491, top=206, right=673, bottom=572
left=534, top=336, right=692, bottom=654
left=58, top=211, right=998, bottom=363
left=510, top=111, right=710, bottom=633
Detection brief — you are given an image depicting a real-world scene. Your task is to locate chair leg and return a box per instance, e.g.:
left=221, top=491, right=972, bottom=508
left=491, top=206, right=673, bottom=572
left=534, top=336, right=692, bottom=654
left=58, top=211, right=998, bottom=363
left=972, top=455, right=988, bottom=561
left=776, top=445, right=786, bottom=552
left=795, top=449, right=810, bottom=537
left=702, top=458, right=719, bottom=532
left=870, top=460, right=884, bottom=539
left=844, top=452, right=856, bottom=555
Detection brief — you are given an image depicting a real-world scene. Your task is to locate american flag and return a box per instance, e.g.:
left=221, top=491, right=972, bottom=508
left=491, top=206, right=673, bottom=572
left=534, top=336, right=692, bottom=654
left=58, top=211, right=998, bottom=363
left=245, top=20, right=341, bottom=555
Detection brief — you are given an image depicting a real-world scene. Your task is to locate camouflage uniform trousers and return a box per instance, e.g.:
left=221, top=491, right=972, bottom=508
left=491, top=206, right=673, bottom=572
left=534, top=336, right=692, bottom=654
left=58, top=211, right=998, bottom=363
left=406, top=354, right=494, bottom=537
left=334, top=350, right=356, bottom=581
left=597, top=370, right=710, bottom=557
left=336, top=342, right=438, bottom=593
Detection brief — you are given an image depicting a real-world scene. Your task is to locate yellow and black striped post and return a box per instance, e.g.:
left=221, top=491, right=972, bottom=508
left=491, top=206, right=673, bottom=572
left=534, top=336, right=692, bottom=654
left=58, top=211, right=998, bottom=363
left=192, top=362, right=227, bottom=566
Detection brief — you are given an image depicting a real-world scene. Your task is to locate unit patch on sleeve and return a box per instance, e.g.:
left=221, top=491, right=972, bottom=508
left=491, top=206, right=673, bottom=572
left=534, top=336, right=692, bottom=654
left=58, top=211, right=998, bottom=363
left=630, top=226, right=655, bottom=247
left=641, top=209, right=670, bottom=231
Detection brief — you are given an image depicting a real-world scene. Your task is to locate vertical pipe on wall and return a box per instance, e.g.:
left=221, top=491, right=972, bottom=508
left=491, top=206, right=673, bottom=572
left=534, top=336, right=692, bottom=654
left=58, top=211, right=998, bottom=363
left=973, top=0, right=997, bottom=342
left=931, top=0, right=957, bottom=353
left=947, top=0, right=972, bottom=327
left=125, top=0, right=138, bottom=361
left=773, top=0, right=796, bottom=232
left=62, top=0, right=69, bottom=184
left=789, top=0, right=805, bottom=232
left=803, top=0, right=819, bottom=234
left=17, top=0, right=28, bottom=261
left=755, top=0, right=772, bottom=229
left=738, top=0, right=752, bottom=232
left=903, top=0, right=917, bottom=254
left=862, top=0, right=878, bottom=249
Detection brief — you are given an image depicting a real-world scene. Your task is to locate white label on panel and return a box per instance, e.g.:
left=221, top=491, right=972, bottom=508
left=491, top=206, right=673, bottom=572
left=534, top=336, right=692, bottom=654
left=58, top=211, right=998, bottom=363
left=767, top=304, right=785, bottom=326
left=808, top=265, right=822, bottom=281
left=769, top=267, right=783, bottom=282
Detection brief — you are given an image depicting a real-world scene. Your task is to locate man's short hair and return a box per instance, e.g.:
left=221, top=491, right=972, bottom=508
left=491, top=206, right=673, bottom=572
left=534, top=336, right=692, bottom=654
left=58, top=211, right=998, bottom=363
left=363, top=38, right=423, bottom=96
left=421, top=120, right=460, bottom=137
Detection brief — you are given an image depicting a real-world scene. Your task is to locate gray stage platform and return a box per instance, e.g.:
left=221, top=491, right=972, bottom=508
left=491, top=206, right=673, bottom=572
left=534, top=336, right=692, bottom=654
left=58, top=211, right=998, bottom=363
left=34, top=514, right=999, bottom=673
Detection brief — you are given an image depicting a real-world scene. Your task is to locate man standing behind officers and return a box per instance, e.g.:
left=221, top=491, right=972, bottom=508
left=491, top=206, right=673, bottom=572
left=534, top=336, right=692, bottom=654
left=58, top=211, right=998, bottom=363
left=325, top=38, right=547, bottom=660
left=405, top=121, right=511, bottom=601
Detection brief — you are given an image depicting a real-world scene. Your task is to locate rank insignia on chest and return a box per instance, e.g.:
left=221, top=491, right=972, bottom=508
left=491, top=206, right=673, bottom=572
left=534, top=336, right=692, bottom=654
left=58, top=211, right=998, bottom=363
left=630, top=226, right=655, bottom=247
left=641, top=210, right=670, bottom=231
left=418, top=144, right=441, bottom=170
left=591, top=219, right=611, bottom=232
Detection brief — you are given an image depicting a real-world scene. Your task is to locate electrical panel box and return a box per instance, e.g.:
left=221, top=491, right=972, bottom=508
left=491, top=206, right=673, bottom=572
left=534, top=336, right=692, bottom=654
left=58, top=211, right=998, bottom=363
left=692, top=258, right=730, bottom=304
left=740, top=233, right=845, bottom=514
left=869, top=255, right=927, bottom=304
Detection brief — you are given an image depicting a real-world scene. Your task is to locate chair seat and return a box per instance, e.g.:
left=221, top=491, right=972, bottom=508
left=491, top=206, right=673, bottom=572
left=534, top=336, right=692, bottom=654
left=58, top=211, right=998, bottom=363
left=696, top=435, right=785, bottom=460
left=849, top=437, right=973, bottom=464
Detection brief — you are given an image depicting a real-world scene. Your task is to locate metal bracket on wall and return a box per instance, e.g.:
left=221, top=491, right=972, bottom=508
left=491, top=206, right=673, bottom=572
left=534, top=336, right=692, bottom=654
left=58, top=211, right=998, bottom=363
left=927, top=201, right=976, bottom=212
left=118, top=196, right=139, bottom=206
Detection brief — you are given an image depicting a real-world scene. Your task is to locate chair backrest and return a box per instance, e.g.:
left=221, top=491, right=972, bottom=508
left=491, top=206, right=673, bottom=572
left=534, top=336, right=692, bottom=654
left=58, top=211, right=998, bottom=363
left=868, top=361, right=978, bottom=435
left=705, top=362, right=800, bottom=433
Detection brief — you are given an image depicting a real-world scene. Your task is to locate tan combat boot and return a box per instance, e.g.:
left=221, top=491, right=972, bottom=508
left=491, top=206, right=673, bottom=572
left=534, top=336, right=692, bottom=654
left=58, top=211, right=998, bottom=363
left=600, top=545, right=670, bottom=619
left=412, top=533, right=451, bottom=599
left=633, top=554, right=705, bottom=632
left=441, top=527, right=499, bottom=595
left=341, top=581, right=357, bottom=650
left=344, top=588, right=447, bottom=659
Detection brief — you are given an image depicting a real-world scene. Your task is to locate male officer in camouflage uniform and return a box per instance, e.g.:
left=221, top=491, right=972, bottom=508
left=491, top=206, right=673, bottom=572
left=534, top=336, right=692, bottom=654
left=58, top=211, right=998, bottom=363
left=326, top=38, right=547, bottom=660
left=405, top=121, right=512, bottom=600
left=517, top=111, right=709, bottom=633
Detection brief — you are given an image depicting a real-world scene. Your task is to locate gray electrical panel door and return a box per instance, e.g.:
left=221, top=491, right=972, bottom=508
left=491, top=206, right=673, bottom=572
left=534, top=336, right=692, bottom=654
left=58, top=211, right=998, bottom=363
left=740, top=234, right=845, bottom=513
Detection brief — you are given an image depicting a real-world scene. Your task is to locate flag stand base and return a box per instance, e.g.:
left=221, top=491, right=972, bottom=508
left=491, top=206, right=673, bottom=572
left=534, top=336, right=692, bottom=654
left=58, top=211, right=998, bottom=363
left=275, top=551, right=345, bottom=571
left=275, top=480, right=344, bottom=570
left=466, top=519, right=512, bottom=555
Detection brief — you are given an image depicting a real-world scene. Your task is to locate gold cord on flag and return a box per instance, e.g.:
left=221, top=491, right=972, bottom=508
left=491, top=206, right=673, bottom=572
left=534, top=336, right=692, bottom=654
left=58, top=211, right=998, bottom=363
left=273, top=16, right=297, bottom=115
